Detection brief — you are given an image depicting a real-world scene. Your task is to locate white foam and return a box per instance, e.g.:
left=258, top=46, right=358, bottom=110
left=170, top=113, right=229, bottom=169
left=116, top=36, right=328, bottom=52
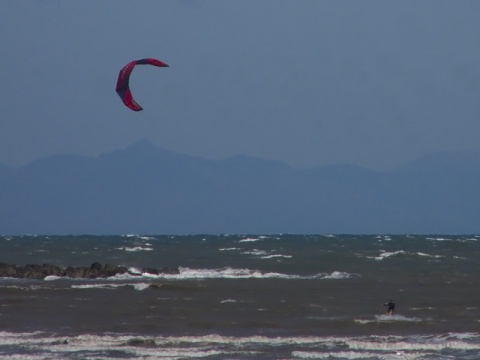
left=174, top=267, right=265, bottom=279
left=43, top=275, right=63, bottom=281
left=239, top=237, right=262, bottom=242
left=260, top=254, right=293, bottom=259
left=132, top=283, right=151, bottom=291
left=375, top=314, right=422, bottom=322
left=355, top=314, right=422, bottom=324
left=426, top=237, right=452, bottom=241
left=169, top=267, right=356, bottom=280
left=71, top=283, right=124, bottom=290
left=1, top=331, right=480, bottom=359
left=128, top=267, right=142, bottom=275
left=47, top=266, right=356, bottom=282
left=0, top=355, right=48, bottom=360
left=347, top=338, right=480, bottom=352
left=416, top=252, right=443, bottom=258
left=293, top=350, right=389, bottom=359
left=241, top=249, right=268, bottom=256
left=71, top=282, right=151, bottom=291
left=323, top=271, right=353, bottom=279
left=368, top=250, right=406, bottom=260
left=368, top=250, right=443, bottom=261
left=116, top=246, right=153, bottom=252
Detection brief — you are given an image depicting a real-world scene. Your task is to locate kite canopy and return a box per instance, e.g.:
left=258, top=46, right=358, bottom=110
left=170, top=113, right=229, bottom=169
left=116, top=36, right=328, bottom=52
left=115, top=58, right=169, bottom=111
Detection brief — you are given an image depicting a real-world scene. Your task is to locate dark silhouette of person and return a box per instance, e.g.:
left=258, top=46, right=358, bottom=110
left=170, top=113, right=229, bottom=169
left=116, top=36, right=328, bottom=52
left=383, top=299, right=395, bottom=315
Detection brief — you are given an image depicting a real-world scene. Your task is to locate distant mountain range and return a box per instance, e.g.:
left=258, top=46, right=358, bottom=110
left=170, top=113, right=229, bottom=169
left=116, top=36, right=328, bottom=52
left=1, top=140, right=479, bottom=235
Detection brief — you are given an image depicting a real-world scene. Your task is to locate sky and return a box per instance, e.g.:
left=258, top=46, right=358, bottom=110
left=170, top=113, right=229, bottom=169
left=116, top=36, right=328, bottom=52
left=2, top=1, right=480, bottom=171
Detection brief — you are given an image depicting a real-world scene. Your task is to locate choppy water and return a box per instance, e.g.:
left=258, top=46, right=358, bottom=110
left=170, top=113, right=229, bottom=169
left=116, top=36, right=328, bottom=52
left=1, top=234, right=480, bottom=359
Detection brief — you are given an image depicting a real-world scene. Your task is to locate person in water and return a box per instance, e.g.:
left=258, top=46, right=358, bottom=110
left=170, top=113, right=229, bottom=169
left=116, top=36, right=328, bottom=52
left=383, top=299, right=395, bottom=315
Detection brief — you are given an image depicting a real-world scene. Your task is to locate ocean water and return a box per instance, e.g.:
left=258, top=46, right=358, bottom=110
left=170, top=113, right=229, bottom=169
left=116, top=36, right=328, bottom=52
left=1, top=234, right=480, bottom=359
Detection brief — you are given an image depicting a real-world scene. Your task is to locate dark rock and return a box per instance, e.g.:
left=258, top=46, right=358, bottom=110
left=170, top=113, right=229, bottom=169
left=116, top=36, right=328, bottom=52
left=84, top=268, right=99, bottom=279
left=0, top=262, right=17, bottom=277
left=160, top=266, right=180, bottom=274
left=142, top=267, right=159, bottom=275
left=103, top=264, right=129, bottom=277
left=21, top=264, right=45, bottom=279
left=103, top=263, right=117, bottom=274
left=0, top=262, right=178, bottom=280
left=90, top=262, right=102, bottom=271
left=113, top=266, right=129, bottom=276
left=42, top=264, right=63, bottom=277
left=63, top=266, right=86, bottom=278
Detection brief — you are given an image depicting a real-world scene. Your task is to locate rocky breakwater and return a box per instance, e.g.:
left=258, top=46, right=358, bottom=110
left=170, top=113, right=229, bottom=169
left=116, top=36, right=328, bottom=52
left=0, top=262, right=179, bottom=280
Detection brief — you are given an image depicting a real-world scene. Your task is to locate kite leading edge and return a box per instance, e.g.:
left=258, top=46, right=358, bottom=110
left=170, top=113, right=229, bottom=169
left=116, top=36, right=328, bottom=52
left=115, top=58, right=169, bottom=111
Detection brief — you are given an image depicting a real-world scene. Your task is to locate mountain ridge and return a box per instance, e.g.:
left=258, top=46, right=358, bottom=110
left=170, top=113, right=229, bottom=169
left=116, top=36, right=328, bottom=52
left=1, top=140, right=479, bottom=235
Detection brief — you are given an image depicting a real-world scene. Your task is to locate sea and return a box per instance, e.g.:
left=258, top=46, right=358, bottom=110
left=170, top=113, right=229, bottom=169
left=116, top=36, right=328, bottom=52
left=1, top=234, right=480, bottom=359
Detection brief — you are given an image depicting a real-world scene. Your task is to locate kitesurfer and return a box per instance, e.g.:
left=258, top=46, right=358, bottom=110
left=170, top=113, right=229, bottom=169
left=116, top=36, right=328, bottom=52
left=383, top=299, right=395, bottom=315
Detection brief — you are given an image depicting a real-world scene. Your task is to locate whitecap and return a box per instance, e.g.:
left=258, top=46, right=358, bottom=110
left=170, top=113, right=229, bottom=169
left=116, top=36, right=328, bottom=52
left=375, top=314, right=422, bottom=322
left=322, top=271, right=353, bottom=279
left=3, top=332, right=480, bottom=359
left=241, top=249, right=267, bottom=256
left=71, top=282, right=151, bottom=291
left=220, top=299, right=237, bottom=303
left=132, top=283, right=151, bottom=291
left=116, top=246, right=153, bottom=252
left=416, top=252, right=443, bottom=258
left=355, top=314, right=422, bottom=324
left=170, top=268, right=357, bottom=280
left=345, top=336, right=480, bottom=352
left=85, top=267, right=357, bottom=281
left=128, top=267, right=142, bottom=275
left=426, top=237, right=452, bottom=241
left=293, top=350, right=385, bottom=359
left=239, top=237, right=262, bottom=242
left=260, top=254, right=293, bottom=259
left=71, top=283, right=123, bottom=290
left=368, top=250, right=406, bottom=260
left=44, top=275, right=62, bottom=281
left=369, top=250, right=444, bottom=261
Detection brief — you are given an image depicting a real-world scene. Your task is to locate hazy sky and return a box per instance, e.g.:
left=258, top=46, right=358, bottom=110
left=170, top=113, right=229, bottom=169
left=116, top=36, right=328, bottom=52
left=2, top=1, right=480, bottom=170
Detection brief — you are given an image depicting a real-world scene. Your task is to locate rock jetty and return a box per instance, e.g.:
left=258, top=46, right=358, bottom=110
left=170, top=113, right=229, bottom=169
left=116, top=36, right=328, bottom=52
left=0, top=262, right=179, bottom=280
